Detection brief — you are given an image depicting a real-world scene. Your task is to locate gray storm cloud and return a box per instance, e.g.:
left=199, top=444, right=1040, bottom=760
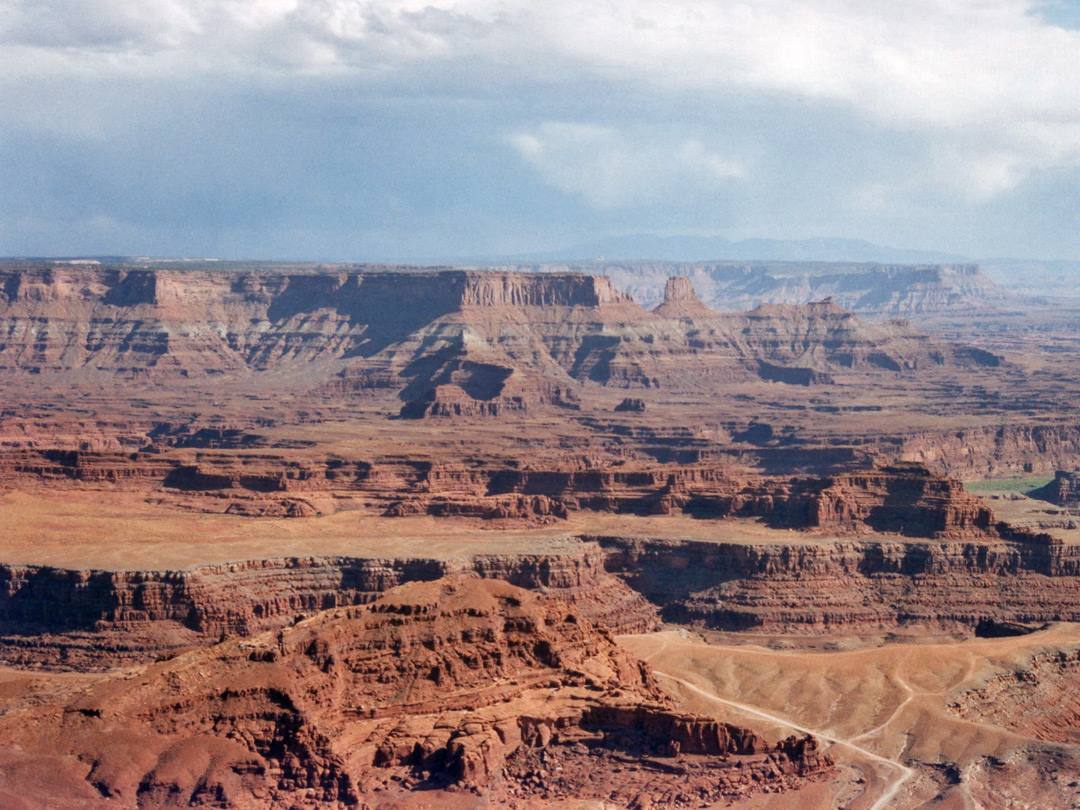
left=2, top=0, right=1079, bottom=258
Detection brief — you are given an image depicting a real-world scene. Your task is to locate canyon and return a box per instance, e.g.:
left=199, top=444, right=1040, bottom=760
left=4, top=260, right=1080, bottom=808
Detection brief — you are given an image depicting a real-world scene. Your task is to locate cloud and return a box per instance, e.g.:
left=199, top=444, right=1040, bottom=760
left=507, top=123, right=744, bottom=209
left=2, top=1, right=1080, bottom=259
left=4, top=0, right=1080, bottom=202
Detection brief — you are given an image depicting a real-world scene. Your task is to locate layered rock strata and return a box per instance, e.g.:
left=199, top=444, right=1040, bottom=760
left=599, top=536, right=1080, bottom=632
left=0, top=449, right=1017, bottom=538
left=0, top=551, right=660, bottom=668
left=0, top=265, right=1000, bottom=392
left=0, top=577, right=832, bottom=809
left=6, top=524, right=1080, bottom=669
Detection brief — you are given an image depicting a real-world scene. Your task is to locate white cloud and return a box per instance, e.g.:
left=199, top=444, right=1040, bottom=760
left=507, top=123, right=744, bottom=209
left=3, top=0, right=1080, bottom=260
left=3, top=0, right=1080, bottom=202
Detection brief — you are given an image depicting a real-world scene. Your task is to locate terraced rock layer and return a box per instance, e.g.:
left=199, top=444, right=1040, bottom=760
left=5, top=262, right=1075, bottom=482
left=600, top=536, right=1080, bottom=631
left=0, top=264, right=996, bottom=393
left=0, top=550, right=659, bottom=668
left=0, top=576, right=831, bottom=810
left=7, top=533, right=1080, bottom=668
left=0, top=447, right=1015, bottom=532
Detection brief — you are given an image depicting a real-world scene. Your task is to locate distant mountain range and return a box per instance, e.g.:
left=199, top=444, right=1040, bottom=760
left=514, top=235, right=970, bottom=265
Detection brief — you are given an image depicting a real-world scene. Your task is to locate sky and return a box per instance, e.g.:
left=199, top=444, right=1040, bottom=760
left=2, top=0, right=1080, bottom=261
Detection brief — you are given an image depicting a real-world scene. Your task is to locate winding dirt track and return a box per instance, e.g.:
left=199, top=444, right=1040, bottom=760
left=651, top=669, right=914, bottom=810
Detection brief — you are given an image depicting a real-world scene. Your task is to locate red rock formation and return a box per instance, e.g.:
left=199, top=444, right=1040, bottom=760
left=950, top=649, right=1080, bottom=743
left=1030, top=470, right=1080, bottom=505
left=0, top=264, right=998, bottom=394
left=809, top=462, right=995, bottom=538
left=0, top=449, right=1021, bottom=541
left=0, top=577, right=832, bottom=809
left=600, top=534, right=1080, bottom=632
left=651, top=276, right=715, bottom=319
left=0, top=550, right=660, bottom=668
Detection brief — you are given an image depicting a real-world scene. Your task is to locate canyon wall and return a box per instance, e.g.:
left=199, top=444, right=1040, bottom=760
left=0, top=550, right=660, bottom=668
left=599, top=536, right=1080, bottom=632
left=7, top=528, right=1080, bottom=668
left=0, top=265, right=1000, bottom=391
left=5, top=263, right=1070, bottom=479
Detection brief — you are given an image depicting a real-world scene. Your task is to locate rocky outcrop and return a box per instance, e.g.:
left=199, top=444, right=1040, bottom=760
left=0, top=577, right=832, bottom=809
left=950, top=649, right=1080, bottom=743
left=398, top=375, right=578, bottom=419
left=614, top=396, right=647, bottom=412
left=651, top=276, right=715, bottom=318
left=757, top=360, right=834, bottom=385
left=809, top=463, right=995, bottom=538
left=1030, top=470, right=1080, bottom=505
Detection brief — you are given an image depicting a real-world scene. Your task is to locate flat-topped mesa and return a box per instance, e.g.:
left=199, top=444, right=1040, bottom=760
left=809, top=462, right=996, bottom=538
left=0, top=265, right=634, bottom=312
left=652, top=276, right=716, bottom=318
left=459, top=271, right=633, bottom=308
left=0, top=265, right=652, bottom=378
left=0, top=576, right=832, bottom=808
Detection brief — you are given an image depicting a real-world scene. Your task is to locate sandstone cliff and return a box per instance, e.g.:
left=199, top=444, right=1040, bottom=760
left=0, top=550, right=659, bottom=669
left=0, top=265, right=1000, bottom=395
left=5, top=262, right=1062, bottom=482
left=0, top=577, right=831, bottom=809
left=599, top=535, right=1080, bottom=632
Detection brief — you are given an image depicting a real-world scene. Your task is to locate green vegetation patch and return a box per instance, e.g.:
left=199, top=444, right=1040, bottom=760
left=964, top=476, right=1054, bottom=493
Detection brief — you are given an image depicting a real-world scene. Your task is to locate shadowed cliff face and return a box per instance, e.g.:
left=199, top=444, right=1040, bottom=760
left=0, top=267, right=636, bottom=376
left=1030, top=470, right=1080, bottom=506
